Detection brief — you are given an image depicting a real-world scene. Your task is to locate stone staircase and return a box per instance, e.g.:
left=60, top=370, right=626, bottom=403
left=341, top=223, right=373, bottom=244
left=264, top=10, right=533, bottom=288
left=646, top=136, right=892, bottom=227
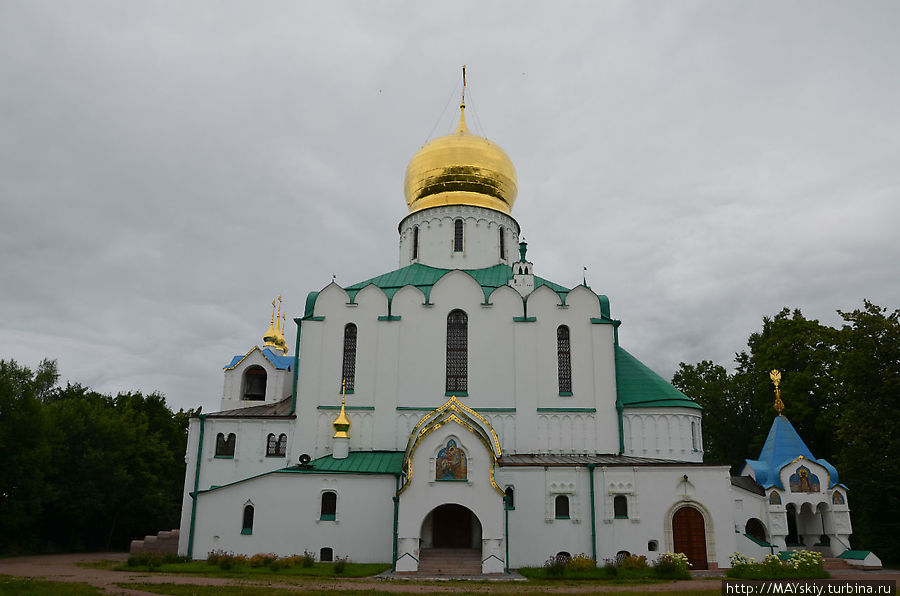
left=415, top=548, right=483, bottom=576
left=129, top=529, right=179, bottom=555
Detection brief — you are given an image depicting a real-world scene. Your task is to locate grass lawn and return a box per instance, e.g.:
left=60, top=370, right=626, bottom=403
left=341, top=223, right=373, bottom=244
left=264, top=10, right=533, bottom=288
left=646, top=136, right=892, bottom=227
left=0, top=575, right=103, bottom=595
left=115, top=560, right=391, bottom=578
left=126, top=583, right=722, bottom=596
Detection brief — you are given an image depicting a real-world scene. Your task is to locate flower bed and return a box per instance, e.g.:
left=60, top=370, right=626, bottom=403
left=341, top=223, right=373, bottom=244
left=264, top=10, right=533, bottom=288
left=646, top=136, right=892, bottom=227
left=727, top=550, right=829, bottom=579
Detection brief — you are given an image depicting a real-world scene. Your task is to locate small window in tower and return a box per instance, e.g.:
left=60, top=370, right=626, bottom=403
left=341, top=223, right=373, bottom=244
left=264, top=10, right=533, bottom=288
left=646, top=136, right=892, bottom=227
left=505, top=486, right=515, bottom=510
left=341, top=323, right=357, bottom=392
left=320, top=547, right=333, bottom=562
left=277, top=433, right=287, bottom=456
left=453, top=219, right=464, bottom=252
left=266, top=433, right=277, bottom=456
left=242, top=365, right=267, bottom=401
left=554, top=495, right=570, bottom=519
left=241, top=504, right=254, bottom=534
left=320, top=490, right=337, bottom=521
left=499, top=226, right=505, bottom=259
left=557, top=325, right=572, bottom=394
left=614, top=495, right=628, bottom=519
left=691, top=421, right=699, bottom=451
left=446, top=309, right=468, bottom=394
left=215, top=432, right=236, bottom=458
left=412, top=226, right=419, bottom=260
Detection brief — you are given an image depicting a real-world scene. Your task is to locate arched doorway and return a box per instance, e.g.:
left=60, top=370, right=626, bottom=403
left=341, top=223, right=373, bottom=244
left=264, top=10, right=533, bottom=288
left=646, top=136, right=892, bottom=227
left=672, top=506, right=708, bottom=570
left=423, top=504, right=482, bottom=549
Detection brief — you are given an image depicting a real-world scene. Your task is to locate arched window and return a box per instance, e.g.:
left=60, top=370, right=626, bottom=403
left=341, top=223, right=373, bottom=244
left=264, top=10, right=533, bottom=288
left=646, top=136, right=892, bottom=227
left=241, top=504, right=254, bottom=534
left=745, top=518, right=767, bottom=543
left=320, top=547, right=333, bottom=562
left=320, top=491, right=337, bottom=521
left=446, top=310, right=468, bottom=393
left=557, top=325, right=572, bottom=394
left=505, top=486, right=515, bottom=510
left=242, top=365, right=267, bottom=401
left=691, top=421, right=698, bottom=450
left=341, top=323, right=357, bottom=392
left=499, top=226, right=505, bottom=259
left=277, top=433, right=287, bottom=456
left=613, top=495, right=628, bottom=518
left=266, top=433, right=287, bottom=457
left=453, top=219, right=464, bottom=252
left=412, top=226, right=419, bottom=260
left=554, top=495, right=570, bottom=519
left=215, top=432, right=236, bottom=457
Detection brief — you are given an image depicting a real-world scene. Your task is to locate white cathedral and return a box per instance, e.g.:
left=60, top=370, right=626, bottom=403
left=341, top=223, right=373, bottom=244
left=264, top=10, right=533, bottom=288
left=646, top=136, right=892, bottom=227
left=176, top=85, right=874, bottom=574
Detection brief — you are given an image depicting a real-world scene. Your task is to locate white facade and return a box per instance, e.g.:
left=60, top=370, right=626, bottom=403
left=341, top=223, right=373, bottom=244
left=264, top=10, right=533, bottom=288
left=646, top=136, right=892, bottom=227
left=177, top=99, right=862, bottom=572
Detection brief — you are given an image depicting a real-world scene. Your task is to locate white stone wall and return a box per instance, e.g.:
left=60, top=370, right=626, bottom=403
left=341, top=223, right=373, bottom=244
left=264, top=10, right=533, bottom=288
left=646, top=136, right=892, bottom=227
left=398, top=205, right=520, bottom=269
left=623, top=408, right=704, bottom=462
left=187, top=472, right=395, bottom=561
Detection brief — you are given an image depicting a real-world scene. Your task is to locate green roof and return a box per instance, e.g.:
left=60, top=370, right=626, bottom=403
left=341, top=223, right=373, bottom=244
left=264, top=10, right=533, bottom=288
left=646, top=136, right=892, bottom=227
left=279, top=450, right=404, bottom=475
left=341, top=263, right=589, bottom=310
left=615, top=346, right=701, bottom=410
left=838, top=550, right=872, bottom=560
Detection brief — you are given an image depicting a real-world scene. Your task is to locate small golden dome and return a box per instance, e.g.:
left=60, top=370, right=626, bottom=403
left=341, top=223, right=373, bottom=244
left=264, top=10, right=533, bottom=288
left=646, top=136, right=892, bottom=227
left=333, top=381, right=352, bottom=439
left=263, top=322, right=280, bottom=348
left=404, top=105, right=517, bottom=215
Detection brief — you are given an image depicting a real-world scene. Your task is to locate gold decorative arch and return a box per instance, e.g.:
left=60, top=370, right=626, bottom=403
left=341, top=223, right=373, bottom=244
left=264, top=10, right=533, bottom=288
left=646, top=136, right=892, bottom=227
left=400, top=396, right=504, bottom=496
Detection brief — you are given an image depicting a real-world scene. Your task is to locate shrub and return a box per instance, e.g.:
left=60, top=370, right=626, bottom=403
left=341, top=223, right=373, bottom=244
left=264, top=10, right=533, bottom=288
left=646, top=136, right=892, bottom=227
left=333, top=555, right=349, bottom=574
left=206, top=549, right=226, bottom=566
left=299, top=550, right=316, bottom=568
left=653, top=551, right=691, bottom=579
left=601, top=558, right=619, bottom=578
left=268, top=557, right=290, bottom=571
left=619, top=554, right=648, bottom=571
left=248, top=553, right=277, bottom=568
left=727, top=550, right=828, bottom=580
left=566, top=553, right=597, bottom=572
left=543, top=554, right=568, bottom=577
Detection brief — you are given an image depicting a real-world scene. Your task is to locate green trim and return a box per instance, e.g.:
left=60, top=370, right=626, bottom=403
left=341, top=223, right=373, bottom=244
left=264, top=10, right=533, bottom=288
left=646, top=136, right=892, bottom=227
left=320, top=513, right=336, bottom=521
left=304, top=291, right=320, bottom=318
left=590, top=317, right=618, bottom=325
left=378, top=315, right=402, bottom=321
left=513, top=316, right=536, bottom=322
left=290, top=318, right=301, bottom=415
left=391, top=475, right=400, bottom=572
left=473, top=407, right=515, bottom=412
left=241, top=528, right=252, bottom=535
left=614, top=515, right=628, bottom=520
left=445, top=391, right=468, bottom=397
left=436, top=478, right=468, bottom=482
left=303, top=315, right=325, bottom=321
left=555, top=515, right=570, bottom=520
left=588, top=464, right=597, bottom=563
left=187, top=415, right=206, bottom=559
left=743, top=533, right=775, bottom=547
left=558, top=391, right=573, bottom=397
left=339, top=388, right=355, bottom=394
left=616, top=402, right=625, bottom=454
left=317, top=405, right=374, bottom=411
left=537, top=407, right=597, bottom=413
left=838, top=550, right=871, bottom=560
left=214, top=454, right=234, bottom=459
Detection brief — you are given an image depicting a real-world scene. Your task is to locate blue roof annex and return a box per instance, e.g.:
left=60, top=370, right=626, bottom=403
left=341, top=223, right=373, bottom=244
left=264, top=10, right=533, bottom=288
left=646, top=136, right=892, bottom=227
left=742, top=415, right=840, bottom=490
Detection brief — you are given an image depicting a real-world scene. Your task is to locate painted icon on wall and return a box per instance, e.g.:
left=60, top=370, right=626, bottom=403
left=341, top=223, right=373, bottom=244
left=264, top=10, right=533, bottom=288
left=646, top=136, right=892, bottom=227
left=789, top=465, right=820, bottom=493
left=436, top=439, right=467, bottom=481
left=769, top=491, right=782, bottom=505
left=832, top=491, right=845, bottom=505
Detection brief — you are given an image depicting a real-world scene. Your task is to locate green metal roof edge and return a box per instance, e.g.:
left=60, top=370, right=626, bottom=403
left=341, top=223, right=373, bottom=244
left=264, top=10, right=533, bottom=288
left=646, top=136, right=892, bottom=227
left=279, top=451, right=404, bottom=475
left=743, top=533, right=775, bottom=548
left=838, top=550, right=871, bottom=560
left=304, top=291, right=320, bottom=318
left=614, top=346, right=702, bottom=410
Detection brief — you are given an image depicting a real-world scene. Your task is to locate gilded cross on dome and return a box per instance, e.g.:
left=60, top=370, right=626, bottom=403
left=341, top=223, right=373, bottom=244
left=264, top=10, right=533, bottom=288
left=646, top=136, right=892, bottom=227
left=770, top=369, right=784, bottom=415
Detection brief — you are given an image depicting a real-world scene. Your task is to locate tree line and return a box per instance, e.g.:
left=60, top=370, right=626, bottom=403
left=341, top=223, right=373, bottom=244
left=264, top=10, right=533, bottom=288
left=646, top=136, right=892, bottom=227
left=672, top=301, right=900, bottom=564
left=0, top=359, right=190, bottom=553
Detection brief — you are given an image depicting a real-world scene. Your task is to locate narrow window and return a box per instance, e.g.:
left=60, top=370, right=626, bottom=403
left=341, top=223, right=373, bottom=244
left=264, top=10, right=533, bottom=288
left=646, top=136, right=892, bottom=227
left=446, top=310, right=468, bottom=393
left=266, top=433, right=277, bottom=456
left=320, top=547, right=333, bottom=562
left=557, top=325, right=572, bottom=394
left=242, top=365, right=267, bottom=400
left=321, top=491, right=337, bottom=521
left=614, top=495, right=628, bottom=518
left=277, top=433, right=287, bottom=456
left=554, top=495, right=570, bottom=519
left=499, top=226, right=505, bottom=259
left=505, top=486, right=515, bottom=510
left=412, top=226, right=419, bottom=260
left=241, top=504, right=254, bottom=534
left=691, top=421, right=698, bottom=450
left=453, top=219, right=464, bottom=252
left=341, top=323, right=357, bottom=392
left=215, top=432, right=236, bottom=457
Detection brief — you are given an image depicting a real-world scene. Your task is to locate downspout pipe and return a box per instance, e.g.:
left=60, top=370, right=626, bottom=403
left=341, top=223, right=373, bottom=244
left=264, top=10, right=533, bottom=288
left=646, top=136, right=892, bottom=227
left=391, top=474, right=400, bottom=572
left=588, top=464, right=597, bottom=563
left=290, top=318, right=301, bottom=415
left=504, top=494, right=510, bottom=574
left=187, top=414, right=206, bottom=559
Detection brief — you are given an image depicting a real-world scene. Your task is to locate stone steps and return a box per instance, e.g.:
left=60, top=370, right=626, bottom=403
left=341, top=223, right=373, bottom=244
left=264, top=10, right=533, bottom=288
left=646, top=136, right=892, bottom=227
left=416, top=547, right=482, bottom=576
left=824, top=557, right=854, bottom=570
left=129, top=529, right=179, bottom=555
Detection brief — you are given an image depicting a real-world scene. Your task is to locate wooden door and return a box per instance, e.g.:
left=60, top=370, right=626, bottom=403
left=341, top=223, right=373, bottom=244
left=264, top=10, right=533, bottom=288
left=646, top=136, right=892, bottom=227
left=432, top=504, right=472, bottom=548
left=672, top=506, right=708, bottom=570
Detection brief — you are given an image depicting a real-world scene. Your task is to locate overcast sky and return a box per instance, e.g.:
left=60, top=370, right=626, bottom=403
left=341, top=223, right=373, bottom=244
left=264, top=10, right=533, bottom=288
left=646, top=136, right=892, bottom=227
left=2, top=1, right=898, bottom=413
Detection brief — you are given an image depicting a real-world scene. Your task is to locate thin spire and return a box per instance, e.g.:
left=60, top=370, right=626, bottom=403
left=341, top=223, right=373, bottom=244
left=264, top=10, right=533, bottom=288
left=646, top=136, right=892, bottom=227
left=333, top=379, right=351, bottom=438
left=770, top=369, right=785, bottom=415
left=456, top=65, right=469, bottom=133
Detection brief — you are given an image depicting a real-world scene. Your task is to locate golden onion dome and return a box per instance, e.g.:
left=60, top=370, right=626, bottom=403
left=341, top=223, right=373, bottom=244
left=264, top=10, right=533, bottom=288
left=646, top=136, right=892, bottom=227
left=404, top=104, right=517, bottom=215
left=333, top=381, right=352, bottom=439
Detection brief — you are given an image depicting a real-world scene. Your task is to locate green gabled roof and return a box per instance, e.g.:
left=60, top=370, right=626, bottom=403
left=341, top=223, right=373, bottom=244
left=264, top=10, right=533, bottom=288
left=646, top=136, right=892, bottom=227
left=279, top=450, right=404, bottom=475
left=838, top=550, right=872, bottom=560
left=342, top=262, right=592, bottom=309
left=615, top=346, right=701, bottom=410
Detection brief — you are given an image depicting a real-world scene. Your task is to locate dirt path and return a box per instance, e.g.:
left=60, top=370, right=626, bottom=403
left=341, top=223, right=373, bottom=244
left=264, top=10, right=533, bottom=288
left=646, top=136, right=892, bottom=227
left=0, top=553, right=897, bottom=595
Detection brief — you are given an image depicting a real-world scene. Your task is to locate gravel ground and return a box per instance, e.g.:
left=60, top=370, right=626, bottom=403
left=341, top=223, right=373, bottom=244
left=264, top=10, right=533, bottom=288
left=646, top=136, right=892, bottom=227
left=0, top=553, right=896, bottom=595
